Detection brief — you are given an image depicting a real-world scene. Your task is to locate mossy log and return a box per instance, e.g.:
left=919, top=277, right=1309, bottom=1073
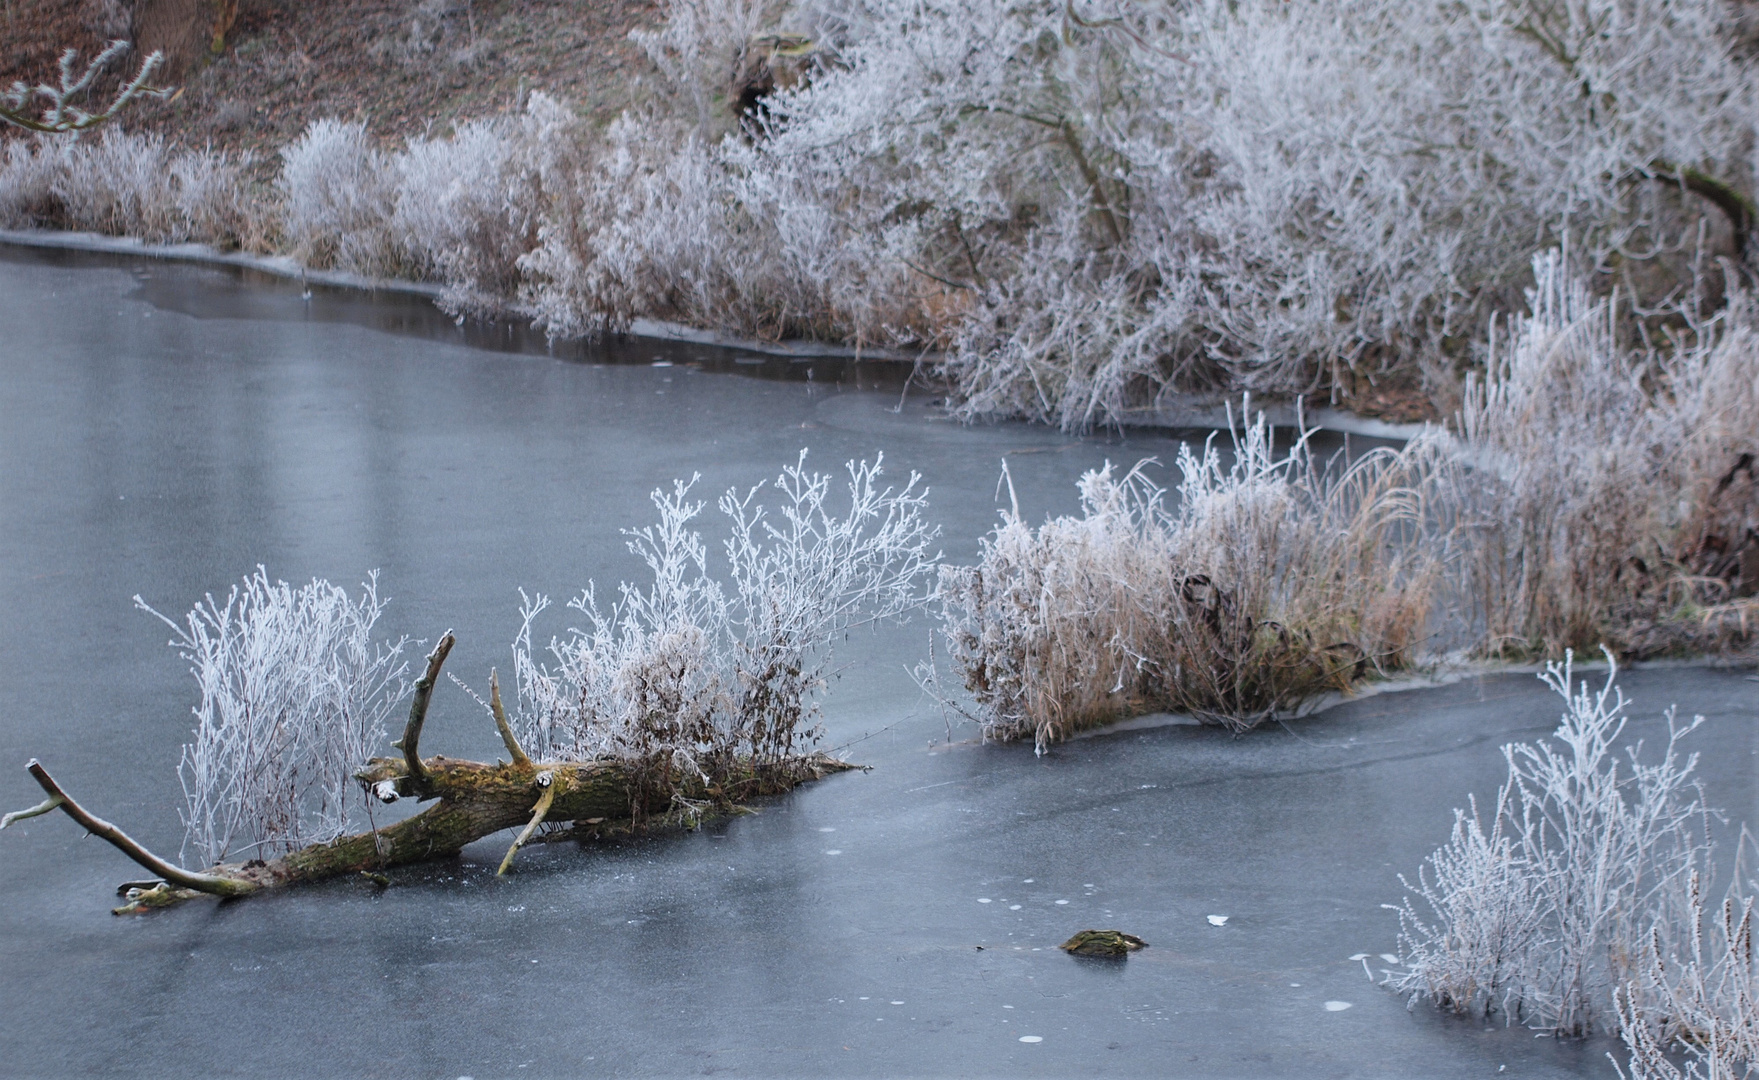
left=2, top=632, right=857, bottom=914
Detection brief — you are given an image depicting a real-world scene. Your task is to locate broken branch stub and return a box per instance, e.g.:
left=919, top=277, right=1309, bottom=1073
left=3, top=630, right=856, bottom=914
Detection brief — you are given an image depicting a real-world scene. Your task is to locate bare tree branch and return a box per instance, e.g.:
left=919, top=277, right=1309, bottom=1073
left=398, top=632, right=456, bottom=795
left=0, top=40, right=170, bottom=134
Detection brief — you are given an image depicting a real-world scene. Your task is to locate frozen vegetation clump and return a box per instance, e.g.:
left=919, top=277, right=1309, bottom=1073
left=934, top=403, right=1451, bottom=748
left=1389, top=653, right=1718, bottom=1040
left=935, top=251, right=1758, bottom=744
left=509, top=453, right=937, bottom=807
left=391, top=106, right=555, bottom=315
left=1456, top=251, right=1759, bottom=661
left=136, top=569, right=412, bottom=868
left=277, top=118, right=403, bottom=276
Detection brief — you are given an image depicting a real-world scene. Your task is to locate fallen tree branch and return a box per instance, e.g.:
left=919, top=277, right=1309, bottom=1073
left=489, top=668, right=531, bottom=768
left=14, top=760, right=258, bottom=898
left=395, top=631, right=454, bottom=794
left=4, top=630, right=858, bottom=914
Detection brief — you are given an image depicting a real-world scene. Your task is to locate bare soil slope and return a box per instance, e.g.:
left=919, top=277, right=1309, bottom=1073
left=1, top=0, right=659, bottom=154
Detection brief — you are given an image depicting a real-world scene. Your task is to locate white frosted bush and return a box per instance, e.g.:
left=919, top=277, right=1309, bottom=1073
left=394, top=112, right=546, bottom=312
left=546, top=0, right=1758, bottom=424
left=935, top=402, right=1451, bottom=747
left=137, top=569, right=411, bottom=868
left=510, top=453, right=937, bottom=783
left=631, top=0, right=794, bottom=131
left=279, top=119, right=401, bottom=274
left=1389, top=653, right=1710, bottom=1037
left=0, top=136, right=65, bottom=227
left=516, top=112, right=927, bottom=345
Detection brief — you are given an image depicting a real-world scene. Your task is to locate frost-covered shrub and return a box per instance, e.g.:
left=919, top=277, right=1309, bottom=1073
left=0, top=129, right=253, bottom=244
left=516, top=112, right=932, bottom=345
left=1389, top=654, right=1710, bottom=1038
left=510, top=453, right=936, bottom=793
left=136, top=569, right=411, bottom=868
left=278, top=119, right=401, bottom=274
left=392, top=107, right=554, bottom=314
left=935, top=404, right=1450, bottom=748
left=630, top=0, right=796, bottom=131
left=1456, top=252, right=1759, bottom=659
left=0, top=136, right=63, bottom=226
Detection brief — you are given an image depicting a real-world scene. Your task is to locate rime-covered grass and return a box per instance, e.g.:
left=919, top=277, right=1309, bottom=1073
left=507, top=453, right=937, bottom=806
left=0, top=129, right=256, bottom=245
left=1617, top=869, right=1759, bottom=1079
left=136, top=569, right=411, bottom=869
left=1388, top=653, right=1710, bottom=1037
left=935, top=405, right=1451, bottom=748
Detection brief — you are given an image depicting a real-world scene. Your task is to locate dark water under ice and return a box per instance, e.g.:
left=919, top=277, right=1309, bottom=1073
left=0, top=246, right=1755, bottom=1079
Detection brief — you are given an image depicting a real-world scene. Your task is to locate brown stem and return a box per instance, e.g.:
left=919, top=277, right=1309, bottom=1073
left=1651, top=161, right=1757, bottom=258
left=497, top=772, right=555, bottom=876
left=1060, top=120, right=1125, bottom=247
left=398, top=632, right=455, bottom=795
left=489, top=668, right=531, bottom=767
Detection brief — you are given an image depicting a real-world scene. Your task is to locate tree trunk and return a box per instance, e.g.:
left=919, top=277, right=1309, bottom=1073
left=132, top=0, right=238, bottom=77
left=2, top=632, right=857, bottom=914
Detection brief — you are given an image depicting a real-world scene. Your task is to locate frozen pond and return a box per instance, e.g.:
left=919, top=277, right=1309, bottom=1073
left=0, top=247, right=1754, bottom=1078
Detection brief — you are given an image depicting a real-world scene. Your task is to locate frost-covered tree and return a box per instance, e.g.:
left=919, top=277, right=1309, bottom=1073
left=503, top=0, right=1758, bottom=425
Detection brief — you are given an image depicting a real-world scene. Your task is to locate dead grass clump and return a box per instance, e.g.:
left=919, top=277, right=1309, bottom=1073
left=935, top=403, right=1450, bottom=749
left=1456, top=252, right=1759, bottom=661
